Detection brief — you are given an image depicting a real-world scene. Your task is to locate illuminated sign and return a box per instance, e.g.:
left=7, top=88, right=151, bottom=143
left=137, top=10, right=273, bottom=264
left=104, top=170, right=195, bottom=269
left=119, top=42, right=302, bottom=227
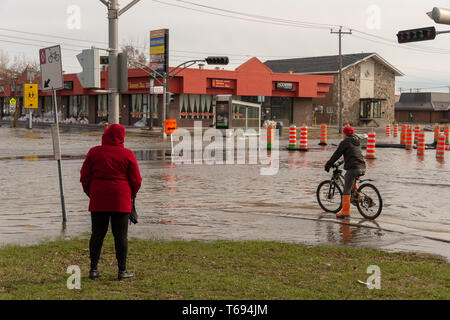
left=211, top=79, right=233, bottom=89
left=150, top=29, right=169, bottom=74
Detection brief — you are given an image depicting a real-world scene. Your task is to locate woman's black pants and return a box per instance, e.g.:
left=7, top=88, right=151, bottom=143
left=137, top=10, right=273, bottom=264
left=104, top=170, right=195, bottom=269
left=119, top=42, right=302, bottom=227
left=90, top=212, right=129, bottom=271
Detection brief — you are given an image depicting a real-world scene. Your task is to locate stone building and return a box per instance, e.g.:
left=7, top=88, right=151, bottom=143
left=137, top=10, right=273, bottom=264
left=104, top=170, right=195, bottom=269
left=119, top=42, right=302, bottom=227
left=265, top=53, right=403, bottom=126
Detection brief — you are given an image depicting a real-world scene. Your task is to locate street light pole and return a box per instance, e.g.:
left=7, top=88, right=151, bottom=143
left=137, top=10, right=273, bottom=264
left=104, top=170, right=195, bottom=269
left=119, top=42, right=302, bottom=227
left=107, top=0, right=119, bottom=125
left=100, top=0, right=140, bottom=125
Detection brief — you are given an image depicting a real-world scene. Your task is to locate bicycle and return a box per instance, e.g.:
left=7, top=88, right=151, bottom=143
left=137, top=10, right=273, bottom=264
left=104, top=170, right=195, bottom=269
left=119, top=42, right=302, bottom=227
left=316, top=160, right=383, bottom=220
left=48, top=51, right=60, bottom=63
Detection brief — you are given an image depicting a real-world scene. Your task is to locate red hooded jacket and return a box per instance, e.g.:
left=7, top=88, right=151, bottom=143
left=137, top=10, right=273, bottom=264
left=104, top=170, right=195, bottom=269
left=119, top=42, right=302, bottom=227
left=80, top=124, right=142, bottom=213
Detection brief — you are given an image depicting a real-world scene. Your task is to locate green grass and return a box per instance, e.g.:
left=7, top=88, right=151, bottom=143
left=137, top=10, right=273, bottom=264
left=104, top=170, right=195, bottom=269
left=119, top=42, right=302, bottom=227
left=0, top=236, right=448, bottom=299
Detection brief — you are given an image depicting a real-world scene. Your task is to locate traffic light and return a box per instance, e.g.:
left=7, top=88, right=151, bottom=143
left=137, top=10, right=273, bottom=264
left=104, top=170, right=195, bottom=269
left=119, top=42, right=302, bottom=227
left=205, top=56, right=229, bottom=65
left=167, top=92, right=175, bottom=103
left=118, top=52, right=128, bottom=93
left=100, top=56, right=109, bottom=65
left=77, top=48, right=101, bottom=88
left=397, top=26, right=436, bottom=43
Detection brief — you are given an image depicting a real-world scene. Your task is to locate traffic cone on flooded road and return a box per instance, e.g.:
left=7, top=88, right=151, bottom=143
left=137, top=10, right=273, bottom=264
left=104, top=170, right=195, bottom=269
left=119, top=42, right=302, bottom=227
left=288, top=125, right=296, bottom=150
left=319, top=124, right=327, bottom=146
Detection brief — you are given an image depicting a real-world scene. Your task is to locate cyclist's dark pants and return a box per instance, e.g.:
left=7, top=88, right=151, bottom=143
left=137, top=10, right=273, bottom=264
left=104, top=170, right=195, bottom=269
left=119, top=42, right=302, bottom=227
left=90, top=212, right=129, bottom=271
left=343, top=169, right=365, bottom=195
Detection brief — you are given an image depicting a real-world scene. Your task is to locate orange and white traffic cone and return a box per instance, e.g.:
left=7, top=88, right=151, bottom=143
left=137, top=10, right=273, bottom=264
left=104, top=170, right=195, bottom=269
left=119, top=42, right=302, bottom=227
left=336, top=195, right=351, bottom=218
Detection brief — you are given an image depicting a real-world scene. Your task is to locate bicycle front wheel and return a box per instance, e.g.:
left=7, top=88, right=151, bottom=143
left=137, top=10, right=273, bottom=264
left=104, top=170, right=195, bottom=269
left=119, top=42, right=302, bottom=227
left=316, top=180, right=342, bottom=213
left=356, top=183, right=382, bottom=220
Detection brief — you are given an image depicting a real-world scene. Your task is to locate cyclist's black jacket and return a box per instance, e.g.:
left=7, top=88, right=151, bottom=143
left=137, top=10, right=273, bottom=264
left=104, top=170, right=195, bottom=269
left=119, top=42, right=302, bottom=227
left=326, top=135, right=366, bottom=170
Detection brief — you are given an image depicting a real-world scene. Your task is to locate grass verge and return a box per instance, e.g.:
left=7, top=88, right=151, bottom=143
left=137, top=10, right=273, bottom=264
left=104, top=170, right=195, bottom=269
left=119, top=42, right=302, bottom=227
left=0, top=235, right=448, bottom=299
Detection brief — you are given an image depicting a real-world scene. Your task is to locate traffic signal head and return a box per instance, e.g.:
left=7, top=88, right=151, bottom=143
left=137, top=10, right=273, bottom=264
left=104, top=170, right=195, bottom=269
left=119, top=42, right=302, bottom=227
left=397, top=26, right=436, bottom=43
left=205, top=56, right=229, bottom=65
left=77, top=48, right=101, bottom=88
left=100, top=56, right=109, bottom=65
left=167, top=92, right=175, bottom=103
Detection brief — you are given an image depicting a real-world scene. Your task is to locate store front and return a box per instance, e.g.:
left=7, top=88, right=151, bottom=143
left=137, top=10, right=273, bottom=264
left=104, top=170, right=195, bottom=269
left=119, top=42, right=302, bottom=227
left=0, top=58, right=334, bottom=127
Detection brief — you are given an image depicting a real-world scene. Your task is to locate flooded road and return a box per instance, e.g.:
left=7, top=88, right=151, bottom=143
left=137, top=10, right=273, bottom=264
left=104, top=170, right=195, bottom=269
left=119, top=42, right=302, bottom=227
left=0, top=126, right=449, bottom=261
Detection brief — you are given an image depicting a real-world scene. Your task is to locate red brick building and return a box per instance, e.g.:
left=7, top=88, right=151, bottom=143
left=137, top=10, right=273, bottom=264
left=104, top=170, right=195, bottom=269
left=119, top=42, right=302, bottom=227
left=0, top=58, right=333, bottom=127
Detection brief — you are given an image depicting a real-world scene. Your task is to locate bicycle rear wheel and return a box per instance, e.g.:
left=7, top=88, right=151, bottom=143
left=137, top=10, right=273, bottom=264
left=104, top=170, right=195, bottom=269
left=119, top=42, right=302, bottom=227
left=356, top=183, right=382, bottom=220
left=316, top=180, right=342, bottom=213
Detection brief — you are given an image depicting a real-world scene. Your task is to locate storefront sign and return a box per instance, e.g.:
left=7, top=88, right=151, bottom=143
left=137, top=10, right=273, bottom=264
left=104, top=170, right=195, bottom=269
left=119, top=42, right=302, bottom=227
left=129, top=81, right=149, bottom=90
left=211, top=79, right=233, bottom=89
left=276, top=82, right=294, bottom=90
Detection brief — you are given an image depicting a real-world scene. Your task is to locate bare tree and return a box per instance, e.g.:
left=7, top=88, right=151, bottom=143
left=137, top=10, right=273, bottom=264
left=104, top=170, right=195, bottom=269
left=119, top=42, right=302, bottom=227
left=0, top=50, right=11, bottom=79
left=0, top=51, right=39, bottom=80
left=121, top=39, right=147, bottom=67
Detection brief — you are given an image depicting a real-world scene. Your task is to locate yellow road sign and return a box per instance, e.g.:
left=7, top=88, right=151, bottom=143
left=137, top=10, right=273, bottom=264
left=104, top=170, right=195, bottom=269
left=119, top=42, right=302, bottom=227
left=24, top=84, right=38, bottom=109
left=9, top=98, right=16, bottom=105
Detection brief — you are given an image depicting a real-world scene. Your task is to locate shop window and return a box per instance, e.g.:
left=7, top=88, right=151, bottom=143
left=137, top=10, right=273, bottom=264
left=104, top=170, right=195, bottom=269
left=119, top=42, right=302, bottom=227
left=271, top=97, right=292, bottom=122
left=179, top=94, right=214, bottom=119
left=131, top=94, right=150, bottom=118
left=69, top=95, right=88, bottom=118
left=360, top=100, right=382, bottom=119
left=97, top=95, right=108, bottom=118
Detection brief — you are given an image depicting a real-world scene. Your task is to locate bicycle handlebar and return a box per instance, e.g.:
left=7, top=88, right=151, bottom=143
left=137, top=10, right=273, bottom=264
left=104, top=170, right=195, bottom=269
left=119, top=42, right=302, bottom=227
left=333, top=160, right=344, bottom=168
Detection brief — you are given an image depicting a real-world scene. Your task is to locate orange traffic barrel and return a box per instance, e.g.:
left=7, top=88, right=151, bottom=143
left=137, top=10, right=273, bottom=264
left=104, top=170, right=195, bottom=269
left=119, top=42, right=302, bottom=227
left=366, top=130, right=376, bottom=159
left=386, top=124, right=391, bottom=136
left=417, top=130, right=425, bottom=156
left=267, top=126, right=274, bottom=150
left=414, top=126, right=420, bottom=144
left=400, top=125, right=407, bottom=144
left=393, top=123, right=399, bottom=137
left=444, top=126, right=449, bottom=145
left=434, top=125, right=441, bottom=144
left=299, top=124, right=308, bottom=151
left=288, top=124, right=296, bottom=150
left=436, top=134, right=445, bottom=160
left=319, top=123, right=327, bottom=146
left=405, top=126, right=413, bottom=150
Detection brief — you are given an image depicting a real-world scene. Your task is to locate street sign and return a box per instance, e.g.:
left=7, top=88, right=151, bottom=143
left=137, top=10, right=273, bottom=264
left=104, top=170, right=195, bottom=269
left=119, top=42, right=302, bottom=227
left=39, top=45, right=64, bottom=91
left=24, top=84, right=38, bottom=109
left=164, top=119, right=177, bottom=134
left=9, top=98, right=16, bottom=105
left=152, top=86, right=164, bottom=94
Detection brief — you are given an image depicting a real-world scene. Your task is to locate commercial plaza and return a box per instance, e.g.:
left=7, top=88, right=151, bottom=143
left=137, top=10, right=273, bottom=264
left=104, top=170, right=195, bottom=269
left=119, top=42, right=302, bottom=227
left=1, top=57, right=334, bottom=127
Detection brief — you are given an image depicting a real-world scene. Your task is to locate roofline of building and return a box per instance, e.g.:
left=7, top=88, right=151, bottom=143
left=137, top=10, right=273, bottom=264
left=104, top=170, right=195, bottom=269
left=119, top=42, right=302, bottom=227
left=265, top=53, right=404, bottom=77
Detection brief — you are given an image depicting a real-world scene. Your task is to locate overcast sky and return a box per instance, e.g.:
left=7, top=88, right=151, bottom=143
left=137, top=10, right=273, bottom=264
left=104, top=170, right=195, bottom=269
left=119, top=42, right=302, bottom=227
left=2, top=0, right=450, bottom=93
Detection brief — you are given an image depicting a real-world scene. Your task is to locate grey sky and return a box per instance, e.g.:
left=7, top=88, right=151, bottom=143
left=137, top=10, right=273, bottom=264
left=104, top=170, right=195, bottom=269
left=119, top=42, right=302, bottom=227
left=2, top=0, right=450, bottom=93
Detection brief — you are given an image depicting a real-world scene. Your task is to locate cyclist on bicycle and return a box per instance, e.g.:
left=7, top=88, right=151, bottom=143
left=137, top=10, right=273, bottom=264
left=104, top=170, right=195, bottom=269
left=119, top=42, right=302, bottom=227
left=324, top=125, right=366, bottom=218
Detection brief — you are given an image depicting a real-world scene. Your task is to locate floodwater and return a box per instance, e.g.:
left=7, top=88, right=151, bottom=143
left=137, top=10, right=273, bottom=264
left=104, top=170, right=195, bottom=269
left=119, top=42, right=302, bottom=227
left=0, top=126, right=449, bottom=261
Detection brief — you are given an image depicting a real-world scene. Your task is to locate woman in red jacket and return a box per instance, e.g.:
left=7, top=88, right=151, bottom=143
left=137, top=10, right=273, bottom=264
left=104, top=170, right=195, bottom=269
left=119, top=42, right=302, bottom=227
left=80, top=124, right=142, bottom=280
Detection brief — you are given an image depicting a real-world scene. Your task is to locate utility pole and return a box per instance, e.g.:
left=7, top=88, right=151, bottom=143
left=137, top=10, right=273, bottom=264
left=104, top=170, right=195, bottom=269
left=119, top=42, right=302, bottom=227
left=162, top=73, right=168, bottom=139
left=331, top=26, right=352, bottom=133
left=100, top=0, right=140, bottom=125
